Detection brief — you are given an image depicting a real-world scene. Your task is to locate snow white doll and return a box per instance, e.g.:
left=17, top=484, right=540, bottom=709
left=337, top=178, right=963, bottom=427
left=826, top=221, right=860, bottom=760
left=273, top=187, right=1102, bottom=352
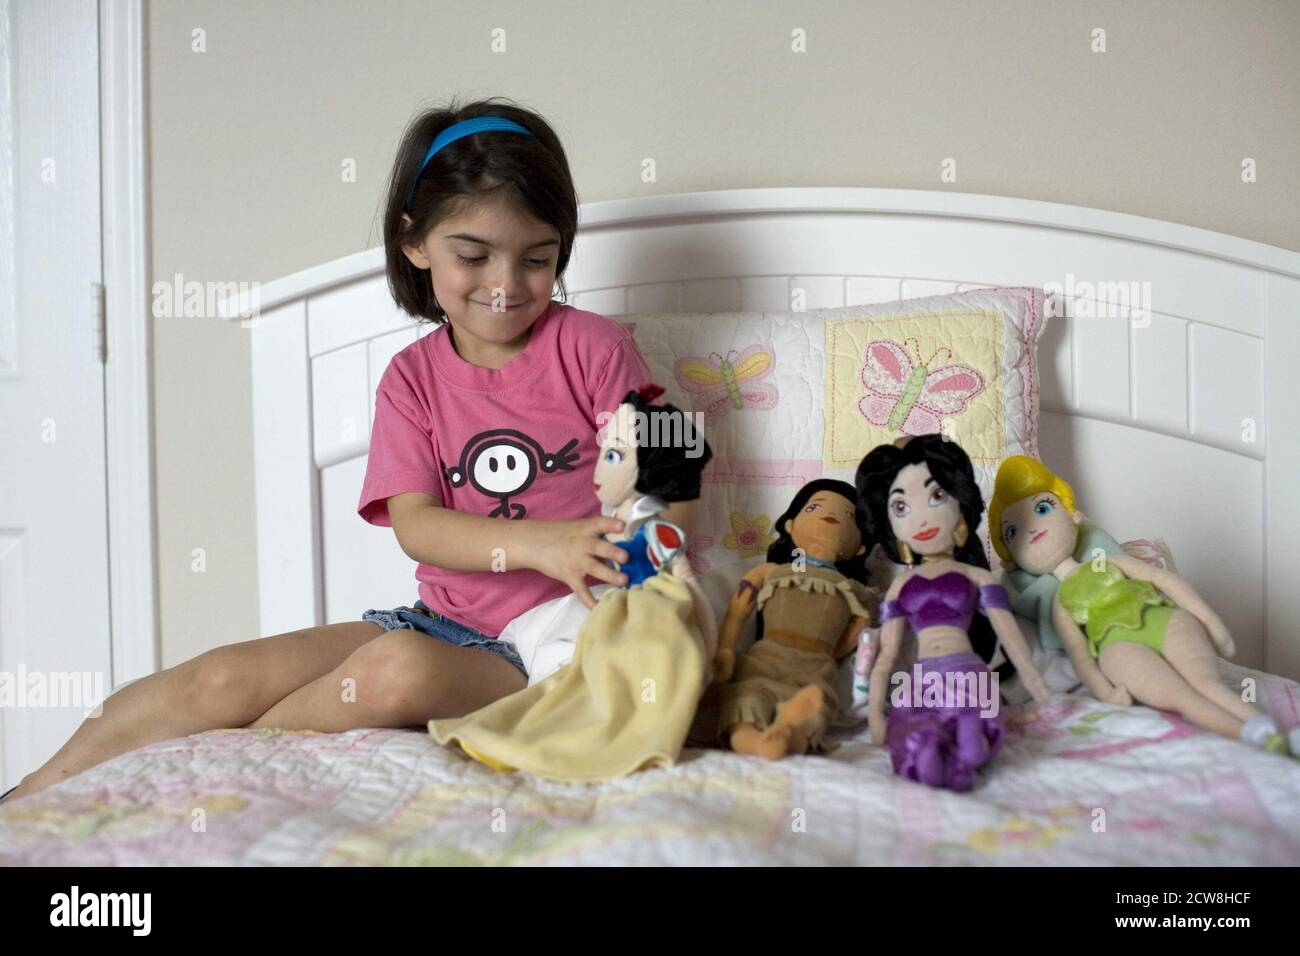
left=856, top=435, right=1051, bottom=791
left=429, top=384, right=718, bottom=780
left=989, top=454, right=1296, bottom=757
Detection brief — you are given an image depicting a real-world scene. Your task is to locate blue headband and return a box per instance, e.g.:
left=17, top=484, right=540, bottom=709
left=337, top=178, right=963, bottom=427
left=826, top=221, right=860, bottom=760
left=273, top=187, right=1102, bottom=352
left=405, top=116, right=538, bottom=212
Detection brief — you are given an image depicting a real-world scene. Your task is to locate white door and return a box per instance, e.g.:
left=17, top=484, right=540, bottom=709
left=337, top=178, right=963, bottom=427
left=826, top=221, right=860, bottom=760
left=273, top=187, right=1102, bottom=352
left=0, top=0, right=112, bottom=790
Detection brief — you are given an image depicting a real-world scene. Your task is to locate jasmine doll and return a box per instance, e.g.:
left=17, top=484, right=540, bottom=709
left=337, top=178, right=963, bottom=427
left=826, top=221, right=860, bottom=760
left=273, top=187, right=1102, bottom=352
left=857, top=436, right=1051, bottom=791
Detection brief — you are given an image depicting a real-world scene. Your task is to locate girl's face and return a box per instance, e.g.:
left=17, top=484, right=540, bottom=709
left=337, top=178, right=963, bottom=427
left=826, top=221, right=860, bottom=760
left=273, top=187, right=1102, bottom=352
left=782, top=490, right=865, bottom=562
left=402, top=193, right=560, bottom=365
left=998, top=492, right=1081, bottom=574
left=886, top=461, right=963, bottom=558
left=593, top=402, right=640, bottom=508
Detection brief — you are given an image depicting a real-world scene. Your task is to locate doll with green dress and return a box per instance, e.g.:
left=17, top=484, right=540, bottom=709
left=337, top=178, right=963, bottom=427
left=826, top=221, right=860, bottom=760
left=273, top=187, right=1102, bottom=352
left=989, top=455, right=1298, bottom=757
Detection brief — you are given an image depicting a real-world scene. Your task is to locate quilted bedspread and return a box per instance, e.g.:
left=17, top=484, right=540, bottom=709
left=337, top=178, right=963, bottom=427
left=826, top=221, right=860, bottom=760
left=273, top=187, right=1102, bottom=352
left=3, top=660, right=1298, bottom=866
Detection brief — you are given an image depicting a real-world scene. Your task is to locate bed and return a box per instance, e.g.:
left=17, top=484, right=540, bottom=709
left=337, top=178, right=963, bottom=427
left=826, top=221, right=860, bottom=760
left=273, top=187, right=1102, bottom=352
left=4, top=187, right=1299, bottom=865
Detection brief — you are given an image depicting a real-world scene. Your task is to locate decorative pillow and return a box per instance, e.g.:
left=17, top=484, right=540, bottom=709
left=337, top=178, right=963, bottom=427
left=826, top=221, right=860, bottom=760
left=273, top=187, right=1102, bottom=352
left=621, top=286, right=1048, bottom=591
left=1122, top=537, right=1178, bottom=572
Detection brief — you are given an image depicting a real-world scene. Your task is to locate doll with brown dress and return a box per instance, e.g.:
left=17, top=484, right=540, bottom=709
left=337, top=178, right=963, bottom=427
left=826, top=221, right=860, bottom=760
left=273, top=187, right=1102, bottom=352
left=714, top=479, right=877, bottom=760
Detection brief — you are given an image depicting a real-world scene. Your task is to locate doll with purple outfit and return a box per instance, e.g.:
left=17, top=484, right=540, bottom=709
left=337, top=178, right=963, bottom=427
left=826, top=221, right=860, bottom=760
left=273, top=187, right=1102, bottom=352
left=854, top=435, right=1052, bottom=791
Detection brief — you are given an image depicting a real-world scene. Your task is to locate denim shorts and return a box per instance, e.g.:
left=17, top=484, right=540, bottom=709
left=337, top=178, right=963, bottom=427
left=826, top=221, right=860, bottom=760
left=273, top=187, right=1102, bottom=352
left=361, top=600, right=526, bottom=676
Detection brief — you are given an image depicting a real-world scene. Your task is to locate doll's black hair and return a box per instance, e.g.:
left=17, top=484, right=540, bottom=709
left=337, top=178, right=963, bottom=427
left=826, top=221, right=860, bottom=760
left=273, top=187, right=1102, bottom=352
left=381, top=96, right=578, bottom=325
left=766, top=479, right=870, bottom=583
left=854, top=435, right=1002, bottom=667
left=619, top=388, right=713, bottom=502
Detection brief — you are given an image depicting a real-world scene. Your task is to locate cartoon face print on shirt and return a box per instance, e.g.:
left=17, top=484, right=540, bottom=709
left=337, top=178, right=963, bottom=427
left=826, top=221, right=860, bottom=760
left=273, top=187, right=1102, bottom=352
left=442, top=429, right=581, bottom=519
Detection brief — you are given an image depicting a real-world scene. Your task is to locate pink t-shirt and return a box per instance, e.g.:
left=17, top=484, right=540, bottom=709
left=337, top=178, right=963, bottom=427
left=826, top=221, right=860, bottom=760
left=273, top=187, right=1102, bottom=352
left=358, top=300, right=654, bottom=637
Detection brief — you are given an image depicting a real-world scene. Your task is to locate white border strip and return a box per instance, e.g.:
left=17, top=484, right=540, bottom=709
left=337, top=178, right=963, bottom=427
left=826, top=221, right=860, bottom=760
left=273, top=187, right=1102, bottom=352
left=0, top=0, right=15, bottom=376
left=101, top=0, right=157, bottom=684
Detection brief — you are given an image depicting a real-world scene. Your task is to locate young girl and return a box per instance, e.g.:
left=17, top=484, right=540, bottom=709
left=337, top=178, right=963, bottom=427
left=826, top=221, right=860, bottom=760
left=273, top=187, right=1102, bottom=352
left=3, top=97, right=687, bottom=804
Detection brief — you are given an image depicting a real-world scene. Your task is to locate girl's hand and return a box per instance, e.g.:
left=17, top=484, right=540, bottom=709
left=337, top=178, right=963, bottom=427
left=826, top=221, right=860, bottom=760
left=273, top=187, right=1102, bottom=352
left=526, top=517, right=630, bottom=609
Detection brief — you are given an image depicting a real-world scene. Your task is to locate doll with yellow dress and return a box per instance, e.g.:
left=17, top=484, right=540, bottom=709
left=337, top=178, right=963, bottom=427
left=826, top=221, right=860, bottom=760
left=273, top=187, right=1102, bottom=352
left=989, top=454, right=1296, bottom=756
left=428, top=384, right=717, bottom=780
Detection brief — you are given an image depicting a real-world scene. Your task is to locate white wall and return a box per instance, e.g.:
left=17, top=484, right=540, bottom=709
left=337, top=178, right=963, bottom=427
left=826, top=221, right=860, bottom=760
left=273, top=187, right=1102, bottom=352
left=146, top=0, right=1300, bottom=666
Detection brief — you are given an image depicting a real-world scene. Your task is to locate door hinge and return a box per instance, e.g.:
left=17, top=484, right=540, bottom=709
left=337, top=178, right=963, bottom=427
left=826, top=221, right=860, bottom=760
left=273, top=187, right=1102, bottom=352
left=91, top=282, right=106, bottom=363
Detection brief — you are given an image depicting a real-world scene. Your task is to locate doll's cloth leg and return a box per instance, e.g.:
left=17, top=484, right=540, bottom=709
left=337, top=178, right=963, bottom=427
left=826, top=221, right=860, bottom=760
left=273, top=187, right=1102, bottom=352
left=1096, top=639, right=1244, bottom=739
left=718, top=640, right=796, bottom=733
left=1158, top=609, right=1259, bottom=723
left=718, top=641, right=839, bottom=752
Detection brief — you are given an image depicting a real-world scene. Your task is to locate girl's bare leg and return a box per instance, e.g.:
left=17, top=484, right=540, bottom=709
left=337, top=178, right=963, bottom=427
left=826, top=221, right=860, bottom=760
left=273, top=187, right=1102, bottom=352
left=248, top=628, right=526, bottom=732
left=1098, top=641, right=1243, bottom=739
left=6, top=621, right=384, bottom=802
left=1161, top=611, right=1260, bottom=723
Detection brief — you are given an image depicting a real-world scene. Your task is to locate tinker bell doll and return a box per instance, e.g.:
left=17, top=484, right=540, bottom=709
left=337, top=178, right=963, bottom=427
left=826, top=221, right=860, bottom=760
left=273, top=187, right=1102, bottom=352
left=714, top=479, right=876, bottom=760
left=857, top=435, right=1051, bottom=791
left=989, top=455, right=1296, bottom=756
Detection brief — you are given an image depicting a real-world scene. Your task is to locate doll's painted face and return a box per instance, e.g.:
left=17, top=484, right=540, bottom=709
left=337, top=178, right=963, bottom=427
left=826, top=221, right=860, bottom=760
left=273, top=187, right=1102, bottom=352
left=998, top=492, right=1081, bottom=574
left=782, top=491, right=865, bottom=562
left=593, top=402, right=640, bottom=508
left=887, top=461, right=962, bottom=557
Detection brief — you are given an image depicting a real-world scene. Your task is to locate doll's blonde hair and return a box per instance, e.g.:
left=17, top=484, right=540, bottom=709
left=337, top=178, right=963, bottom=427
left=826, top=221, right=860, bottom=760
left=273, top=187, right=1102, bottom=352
left=988, top=455, right=1077, bottom=563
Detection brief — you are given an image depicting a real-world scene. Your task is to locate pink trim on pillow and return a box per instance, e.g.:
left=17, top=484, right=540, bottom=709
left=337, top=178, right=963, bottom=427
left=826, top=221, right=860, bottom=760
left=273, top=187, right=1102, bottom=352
left=703, top=458, right=823, bottom=487
left=956, top=286, right=1044, bottom=459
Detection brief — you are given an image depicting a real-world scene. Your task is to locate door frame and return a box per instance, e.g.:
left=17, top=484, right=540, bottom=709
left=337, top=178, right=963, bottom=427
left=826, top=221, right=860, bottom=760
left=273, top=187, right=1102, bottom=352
left=100, top=0, right=156, bottom=686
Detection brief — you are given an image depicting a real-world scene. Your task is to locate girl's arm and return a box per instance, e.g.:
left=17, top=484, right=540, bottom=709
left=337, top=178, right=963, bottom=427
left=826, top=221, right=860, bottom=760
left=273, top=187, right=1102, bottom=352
left=387, top=492, right=630, bottom=608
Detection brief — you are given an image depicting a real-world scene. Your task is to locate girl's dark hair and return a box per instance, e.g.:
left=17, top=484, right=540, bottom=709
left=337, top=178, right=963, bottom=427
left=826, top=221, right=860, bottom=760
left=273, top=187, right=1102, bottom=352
left=620, top=388, right=713, bottom=502
left=382, top=97, right=578, bottom=324
left=765, top=479, right=870, bottom=583
left=854, top=435, right=1001, bottom=666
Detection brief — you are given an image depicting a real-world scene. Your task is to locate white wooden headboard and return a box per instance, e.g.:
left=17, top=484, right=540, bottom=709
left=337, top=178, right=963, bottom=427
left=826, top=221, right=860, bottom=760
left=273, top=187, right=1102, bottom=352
left=219, top=188, right=1300, bottom=680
